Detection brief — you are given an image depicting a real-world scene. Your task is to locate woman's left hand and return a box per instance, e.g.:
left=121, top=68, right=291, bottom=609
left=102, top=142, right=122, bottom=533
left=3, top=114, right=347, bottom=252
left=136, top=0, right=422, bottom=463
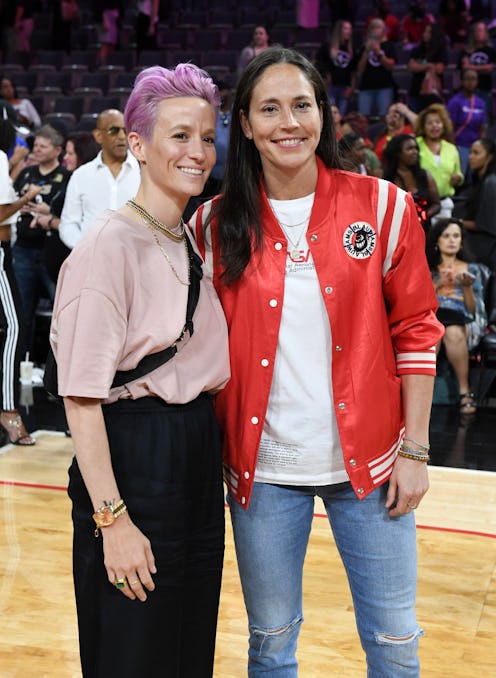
left=385, top=456, right=429, bottom=516
left=34, top=213, right=53, bottom=230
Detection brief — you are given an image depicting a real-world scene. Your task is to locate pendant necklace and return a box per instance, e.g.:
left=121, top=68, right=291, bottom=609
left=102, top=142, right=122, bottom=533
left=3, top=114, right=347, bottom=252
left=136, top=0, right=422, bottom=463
left=279, top=222, right=310, bottom=261
left=268, top=201, right=311, bottom=262
left=127, top=200, right=190, bottom=286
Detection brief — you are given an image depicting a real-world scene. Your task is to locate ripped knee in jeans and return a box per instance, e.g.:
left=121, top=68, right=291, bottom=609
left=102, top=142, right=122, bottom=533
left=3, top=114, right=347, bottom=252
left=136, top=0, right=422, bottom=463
left=250, top=615, right=303, bottom=655
left=375, top=627, right=424, bottom=646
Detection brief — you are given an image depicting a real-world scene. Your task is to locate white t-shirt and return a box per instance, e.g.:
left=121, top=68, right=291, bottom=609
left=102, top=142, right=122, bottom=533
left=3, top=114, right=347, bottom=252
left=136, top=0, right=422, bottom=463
left=255, top=193, right=348, bottom=486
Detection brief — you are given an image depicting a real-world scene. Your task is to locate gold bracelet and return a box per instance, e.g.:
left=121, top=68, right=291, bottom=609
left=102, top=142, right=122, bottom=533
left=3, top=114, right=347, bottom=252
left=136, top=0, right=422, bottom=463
left=93, top=499, right=128, bottom=536
left=398, top=449, right=430, bottom=463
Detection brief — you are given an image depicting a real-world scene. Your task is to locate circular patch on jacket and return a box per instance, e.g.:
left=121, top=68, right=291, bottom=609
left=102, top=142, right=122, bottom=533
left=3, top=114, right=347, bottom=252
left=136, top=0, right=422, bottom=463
left=343, top=222, right=377, bottom=259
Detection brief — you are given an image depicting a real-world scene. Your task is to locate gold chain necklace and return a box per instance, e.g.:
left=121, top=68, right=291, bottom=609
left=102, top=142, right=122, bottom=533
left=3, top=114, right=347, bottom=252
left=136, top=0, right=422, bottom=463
left=268, top=200, right=311, bottom=262
left=127, top=198, right=185, bottom=242
left=145, top=224, right=190, bottom=286
left=130, top=206, right=190, bottom=286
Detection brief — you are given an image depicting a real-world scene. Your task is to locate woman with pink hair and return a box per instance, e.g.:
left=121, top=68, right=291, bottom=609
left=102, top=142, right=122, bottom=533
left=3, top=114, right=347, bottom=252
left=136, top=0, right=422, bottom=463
left=50, top=64, right=230, bottom=678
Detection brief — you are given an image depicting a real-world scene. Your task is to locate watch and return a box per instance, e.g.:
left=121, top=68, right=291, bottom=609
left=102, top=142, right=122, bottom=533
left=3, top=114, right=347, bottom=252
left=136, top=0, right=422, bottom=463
left=93, top=499, right=127, bottom=533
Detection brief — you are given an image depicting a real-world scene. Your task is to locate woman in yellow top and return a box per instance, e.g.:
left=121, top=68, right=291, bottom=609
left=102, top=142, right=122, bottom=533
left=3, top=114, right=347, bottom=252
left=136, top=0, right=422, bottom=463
left=415, top=103, right=463, bottom=220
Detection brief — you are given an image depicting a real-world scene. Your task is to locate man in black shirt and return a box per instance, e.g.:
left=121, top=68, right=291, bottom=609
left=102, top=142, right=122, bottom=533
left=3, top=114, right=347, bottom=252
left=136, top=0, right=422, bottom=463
left=13, top=124, right=69, bottom=354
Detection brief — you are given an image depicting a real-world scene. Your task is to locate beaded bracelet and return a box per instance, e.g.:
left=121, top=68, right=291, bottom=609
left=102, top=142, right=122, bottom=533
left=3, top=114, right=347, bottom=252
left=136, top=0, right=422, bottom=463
left=403, top=437, right=430, bottom=452
left=398, top=450, right=430, bottom=463
left=398, top=445, right=430, bottom=463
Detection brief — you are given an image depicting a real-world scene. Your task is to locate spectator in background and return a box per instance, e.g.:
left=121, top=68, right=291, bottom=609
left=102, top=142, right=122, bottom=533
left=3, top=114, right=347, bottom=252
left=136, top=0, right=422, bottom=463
left=459, top=21, right=496, bottom=122
left=455, top=138, right=496, bottom=270
left=14, top=1, right=37, bottom=54
left=238, top=25, right=271, bottom=76
left=438, top=0, right=469, bottom=48
left=0, top=118, right=41, bottom=446
left=426, top=217, right=487, bottom=414
left=339, top=131, right=383, bottom=177
left=331, top=104, right=344, bottom=139
left=0, top=102, right=33, bottom=179
left=13, top=124, right=70, bottom=355
left=341, top=110, right=383, bottom=176
left=100, top=0, right=123, bottom=65
left=62, top=130, right=100, bottom=173
left=383, top=133, right=440, bottom=232
left=415, top=103, right=463, bottom=219
left=407, top=23, right=447, bottom=113
left=366, top=0, right=400, bottom=43
left=208, top=80, right=232, bottom=195
left=356, top=18, right=396, bottom=119
left=447, top=68, right=486, bottom=176
left=314, top=20, right=357, bottom=116
left=135, top=0, right=159, bottom=55
left=402, top=0, right=434, bottom=50
left=374, top=101, right=417, bottom=162
left=0, top=77, right=41, bottom=130
left=59, top=109, right=140, bottom=250
left=37, top=130, right=101, bottom=283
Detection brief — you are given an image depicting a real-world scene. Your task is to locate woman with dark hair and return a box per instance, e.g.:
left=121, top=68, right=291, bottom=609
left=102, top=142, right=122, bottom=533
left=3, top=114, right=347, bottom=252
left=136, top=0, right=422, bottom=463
left=314, top=19, right=357, bottom=115
left=0, top=118, right=41, bottom=444
left=62, top=130, right=100, bottom=173
left=456, top=137, right=496, bottom=270
left=0, top=76, right=41, bottom=129
left=191, top=46, right=443, bottom=675
left=50, top=64, right=229, bottom=677
left=426, top=217, right=487, bottom=413
left=447, top=69, right=486, bottom=176
left=407, top=22, right=447, bottom=112
left=238, top=24, right=271, bottom=76
left=383, top=133, right=440, bottom=231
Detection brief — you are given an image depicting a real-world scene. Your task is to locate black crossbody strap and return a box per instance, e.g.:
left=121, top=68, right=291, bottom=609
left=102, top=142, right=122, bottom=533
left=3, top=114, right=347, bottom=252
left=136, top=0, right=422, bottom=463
left=44, top=236, right=203, bottom=397
left=111, top=235, right=203, bottom=387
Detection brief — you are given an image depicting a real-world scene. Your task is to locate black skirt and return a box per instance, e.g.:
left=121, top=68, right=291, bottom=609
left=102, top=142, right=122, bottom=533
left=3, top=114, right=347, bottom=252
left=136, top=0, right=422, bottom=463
left=68, top=394, right=225, bottom=678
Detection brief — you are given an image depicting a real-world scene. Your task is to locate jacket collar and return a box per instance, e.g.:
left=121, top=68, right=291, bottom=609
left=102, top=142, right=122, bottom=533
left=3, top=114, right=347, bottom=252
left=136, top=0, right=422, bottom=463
left=259, top=157, right=336, bottom=239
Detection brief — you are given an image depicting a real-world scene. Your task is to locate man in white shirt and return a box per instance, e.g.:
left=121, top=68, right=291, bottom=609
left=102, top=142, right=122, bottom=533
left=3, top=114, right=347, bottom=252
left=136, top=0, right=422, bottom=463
left=59, top=109, right=141, bottom=249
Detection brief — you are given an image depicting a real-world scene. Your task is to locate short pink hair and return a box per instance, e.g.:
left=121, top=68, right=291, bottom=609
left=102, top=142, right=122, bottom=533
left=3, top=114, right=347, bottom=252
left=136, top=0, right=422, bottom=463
left=124, top=63, right=220, bottom=140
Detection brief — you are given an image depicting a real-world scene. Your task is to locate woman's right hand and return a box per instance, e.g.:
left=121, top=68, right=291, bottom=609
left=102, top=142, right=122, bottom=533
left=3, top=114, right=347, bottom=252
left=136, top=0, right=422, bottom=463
left=101, top=514, right=157, bottom=602
left=436, top=267, right=454, bottom=289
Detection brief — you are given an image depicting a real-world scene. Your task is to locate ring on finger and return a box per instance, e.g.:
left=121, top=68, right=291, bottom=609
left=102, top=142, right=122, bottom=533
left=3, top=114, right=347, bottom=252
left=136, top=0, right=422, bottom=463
left=130, top=579, right=139, bottom=586
left=114, top=577, right=127, bottom=589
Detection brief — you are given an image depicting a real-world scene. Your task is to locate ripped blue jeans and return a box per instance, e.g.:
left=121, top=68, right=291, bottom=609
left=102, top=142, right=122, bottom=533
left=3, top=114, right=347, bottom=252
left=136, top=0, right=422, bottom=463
left=227, top=481, right=422, bottom=677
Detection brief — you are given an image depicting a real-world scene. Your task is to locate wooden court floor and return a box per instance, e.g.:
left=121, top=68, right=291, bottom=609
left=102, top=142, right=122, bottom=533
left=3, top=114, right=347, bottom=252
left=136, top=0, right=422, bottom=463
left=1, top=432, right=495, bottom=677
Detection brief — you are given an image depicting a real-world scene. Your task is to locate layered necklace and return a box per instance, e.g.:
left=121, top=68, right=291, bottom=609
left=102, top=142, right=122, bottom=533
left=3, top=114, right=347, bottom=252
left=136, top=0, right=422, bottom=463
left=127, top=198, right=190, bottom=286
left=268, top=200, right=312, bottom=262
